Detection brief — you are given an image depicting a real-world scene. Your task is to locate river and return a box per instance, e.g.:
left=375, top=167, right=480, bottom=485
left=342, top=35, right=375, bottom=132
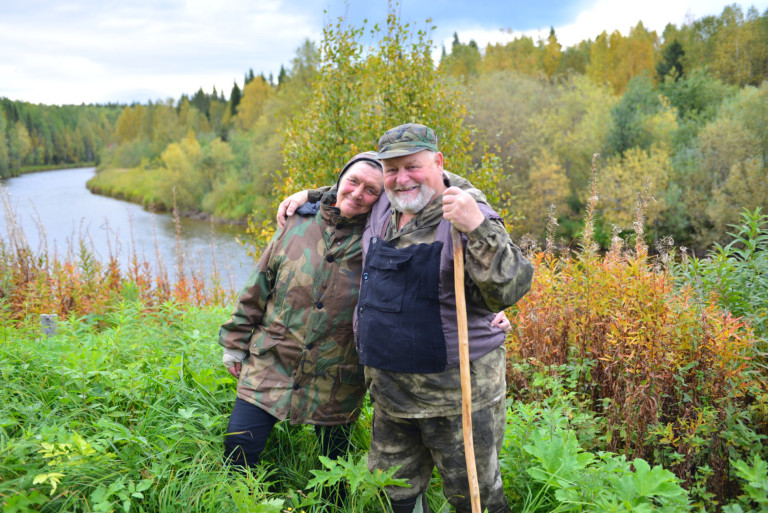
left=0, top=167, right=256, bottom=291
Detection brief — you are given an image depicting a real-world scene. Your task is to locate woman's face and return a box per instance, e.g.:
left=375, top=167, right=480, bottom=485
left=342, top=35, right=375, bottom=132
left=336, top=162, right=383, bottom=218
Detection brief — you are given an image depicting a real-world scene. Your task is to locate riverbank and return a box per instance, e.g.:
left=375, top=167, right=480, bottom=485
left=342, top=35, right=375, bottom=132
left=0, top=162, right=97, bottom=180
left=20, top=161, right=96, bottom=174
left=1, top=166, right=255, bottom=290
left=86, top=166, right=249, bottom=227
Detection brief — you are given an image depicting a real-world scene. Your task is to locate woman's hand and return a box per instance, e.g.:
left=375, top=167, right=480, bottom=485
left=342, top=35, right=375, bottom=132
left=223, top=348, right=247, bottom=378
left=491, top=311, right=511, bottom=333
left=227, top=361, right=242, bottom=379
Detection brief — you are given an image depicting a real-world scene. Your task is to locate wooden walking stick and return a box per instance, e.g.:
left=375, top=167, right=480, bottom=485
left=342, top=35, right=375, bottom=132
left=451, top=226, right=482, bottom=513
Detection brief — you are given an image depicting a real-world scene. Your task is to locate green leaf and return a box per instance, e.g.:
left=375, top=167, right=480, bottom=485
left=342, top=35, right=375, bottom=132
left=251, top=498, right=284, bottom=513
left=524, top=428, right=595, bottom=487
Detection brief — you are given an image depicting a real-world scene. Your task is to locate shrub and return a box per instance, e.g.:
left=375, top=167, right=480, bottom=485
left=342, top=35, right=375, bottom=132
left=507, top=155, right=760, bottom=506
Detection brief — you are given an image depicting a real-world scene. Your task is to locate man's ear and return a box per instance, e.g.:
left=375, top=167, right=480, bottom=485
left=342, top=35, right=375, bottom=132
left=434, top=151, right=444, bottom=169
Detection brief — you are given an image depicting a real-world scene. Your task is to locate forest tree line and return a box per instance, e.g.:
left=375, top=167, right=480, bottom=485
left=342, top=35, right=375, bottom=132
left=1, top=3, right=767, bottom=254
left=0, top=99, right=121, bottom=176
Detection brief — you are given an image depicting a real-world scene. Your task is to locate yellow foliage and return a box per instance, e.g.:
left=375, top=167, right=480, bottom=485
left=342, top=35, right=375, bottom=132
left=481, top=36, right=541, bottom=75
left=33, top=472, right=65, bottom=495
left=540, top=29, right=562, bottom=79
left=640, top=100, right=678, bottom=144
left=600, top=145, right=672, bottom=228
left=523, top=151, right=571, bottom=235
left=710, top=5, right=767, bottom=86
left=161, top=132, right=201, bottom=175
left=151, top=100, right=181, bottom=147
left=708, top=158, right=768, bottom=234
left=235, top=77, right=272, bottom=132
left=587, top=23, right=658, bottom=94
left=158, top=132, right=203, bottom=209
left=114, top=105, right=144, bottom=143
left=178, top=98, right=211, bottom=134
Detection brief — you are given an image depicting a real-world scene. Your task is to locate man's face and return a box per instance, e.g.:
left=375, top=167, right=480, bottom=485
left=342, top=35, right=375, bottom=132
left=381, top=151, right=445, bottom=214
left=336, top=162, right=383, bottom=218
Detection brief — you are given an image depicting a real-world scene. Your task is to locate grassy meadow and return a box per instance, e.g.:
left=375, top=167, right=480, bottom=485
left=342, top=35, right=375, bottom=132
left=1, top=184, right=768, bottom=512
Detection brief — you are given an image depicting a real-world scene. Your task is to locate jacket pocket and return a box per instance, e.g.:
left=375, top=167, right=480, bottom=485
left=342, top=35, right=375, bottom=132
left=363, top=248, right=412, bottom=312
left=327, top=363, right=366, bottom=417
left=250, top=322, right=288, bottom=354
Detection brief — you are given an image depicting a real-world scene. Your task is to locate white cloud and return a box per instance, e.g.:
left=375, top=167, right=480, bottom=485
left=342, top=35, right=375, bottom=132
left=3, top=0, right=767, bottom=105
left=446, top=0, right=768, bottom=50
left=0, top=0, right=319, bottom=104
left=553, top=0, right=741, bottom=46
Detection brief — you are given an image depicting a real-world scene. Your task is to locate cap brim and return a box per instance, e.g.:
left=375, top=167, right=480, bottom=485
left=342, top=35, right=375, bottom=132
left=376, top=147, right=431, bottom=160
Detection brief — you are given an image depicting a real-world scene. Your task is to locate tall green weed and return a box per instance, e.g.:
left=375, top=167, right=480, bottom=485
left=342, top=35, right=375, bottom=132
left=723, top=454, right=768, bottom=512
left=675, top=207, right=768, bottom=341
left=0, top=300, right=229, bottom=511
left=0, top=300, right=406, bottom=512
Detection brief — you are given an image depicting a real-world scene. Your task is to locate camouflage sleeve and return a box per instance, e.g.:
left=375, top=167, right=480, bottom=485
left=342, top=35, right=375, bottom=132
left=444, top=170, right=488, bottom=204
left=464, top=217, right=534, bottom=313
left=217, top=232, right=280, bottom=353
left=307, top=185, right=333, bottom=204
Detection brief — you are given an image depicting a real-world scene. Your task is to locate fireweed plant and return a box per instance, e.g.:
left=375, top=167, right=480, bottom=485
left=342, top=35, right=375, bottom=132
left=507, top=155, right=766, bottom=509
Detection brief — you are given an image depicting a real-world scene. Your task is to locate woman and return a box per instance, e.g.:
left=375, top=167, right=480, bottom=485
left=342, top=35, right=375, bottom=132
left=219, top=151, right=384, bottom=470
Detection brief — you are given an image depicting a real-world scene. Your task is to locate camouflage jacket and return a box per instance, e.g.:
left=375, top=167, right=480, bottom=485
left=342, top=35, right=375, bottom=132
left=218, top=192, right=367, bottom=425
left=361, top=171, right=534, bottom=418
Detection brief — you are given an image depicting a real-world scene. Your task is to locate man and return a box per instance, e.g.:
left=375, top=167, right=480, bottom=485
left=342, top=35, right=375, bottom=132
left=279, top=123, right=532, bottom=513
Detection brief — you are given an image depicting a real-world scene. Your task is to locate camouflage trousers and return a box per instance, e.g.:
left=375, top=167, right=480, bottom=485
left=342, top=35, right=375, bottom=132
left=369, top=400, right=510, bottom=513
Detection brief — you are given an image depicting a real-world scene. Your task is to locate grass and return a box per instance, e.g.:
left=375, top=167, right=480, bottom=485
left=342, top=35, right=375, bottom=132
left=86, top=167, right=167, bottom=212
left=2, top=161, right=768, bottom=511
left=0, top=300, right=403, bottom=512
left=0, top=302, right=695, bottom=512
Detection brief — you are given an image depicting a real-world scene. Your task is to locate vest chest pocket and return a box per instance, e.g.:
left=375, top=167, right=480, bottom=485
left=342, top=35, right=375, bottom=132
left=363, top=248, right=413, bottom=313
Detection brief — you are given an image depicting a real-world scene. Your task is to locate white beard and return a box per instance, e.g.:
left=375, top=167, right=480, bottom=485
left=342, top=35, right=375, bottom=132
left=386, top=184, right=435, bottom=214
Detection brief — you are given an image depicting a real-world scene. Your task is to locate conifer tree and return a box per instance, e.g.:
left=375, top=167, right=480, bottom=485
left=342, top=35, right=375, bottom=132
left=191, top=88, right=210, bottom=119
left=657, top=39, right=685, bottom=81
left=228, top=82, right=241, bottom=116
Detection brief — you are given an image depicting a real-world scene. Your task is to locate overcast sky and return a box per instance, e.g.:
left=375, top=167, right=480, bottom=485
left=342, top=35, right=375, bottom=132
left=2, top=0, right=766, bottom=106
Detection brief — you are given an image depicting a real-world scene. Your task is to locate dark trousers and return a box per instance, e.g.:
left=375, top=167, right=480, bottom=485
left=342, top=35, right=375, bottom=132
left=224, top=397, right=353, bottom=468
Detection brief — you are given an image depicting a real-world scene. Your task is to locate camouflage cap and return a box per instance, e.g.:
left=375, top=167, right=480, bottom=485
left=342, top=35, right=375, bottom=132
left=376, top=123, right=438, bottom=159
